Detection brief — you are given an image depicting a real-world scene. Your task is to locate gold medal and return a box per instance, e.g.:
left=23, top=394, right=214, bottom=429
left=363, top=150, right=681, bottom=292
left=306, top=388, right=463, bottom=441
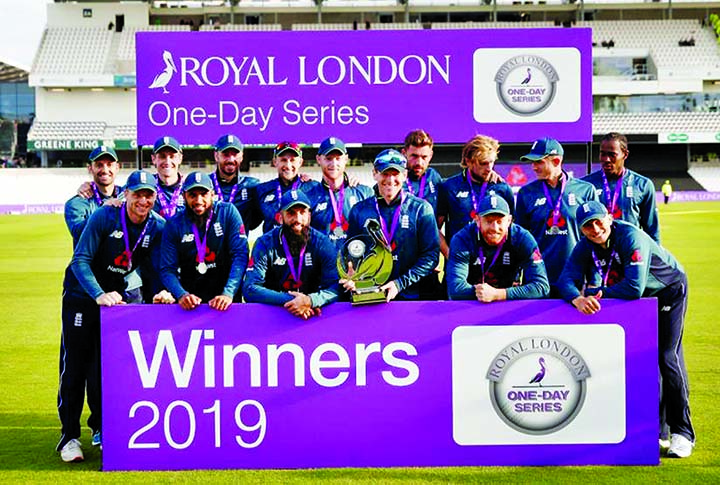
left=197, top=262, right=207, bottom=274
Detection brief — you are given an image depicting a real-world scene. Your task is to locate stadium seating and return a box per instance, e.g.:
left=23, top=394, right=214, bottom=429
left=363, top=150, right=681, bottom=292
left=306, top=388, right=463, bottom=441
left=593, top=112, right=720, bottom=134
left=117, top=25, right=192, bottom=62
left=27, top=121, right=105, bottom=141
left=292, top=23, right=356, bottom=31
left=32, top=28, right=113, bottom=75
left=198, top=24, right=282, bottom=31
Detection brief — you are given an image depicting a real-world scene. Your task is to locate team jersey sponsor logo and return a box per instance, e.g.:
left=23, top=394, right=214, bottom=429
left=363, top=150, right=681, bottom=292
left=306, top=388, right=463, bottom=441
left=316, top=202, right=328, bottom=211
left=401, top=215, right=410, bottom=229
left=74, top=313, right=83, bottom=327
left=304, top=253, right=313, bottom=266
left=274, top=256, right=287, bottom=266
left=567, top=193, right=576, bottom=206
left=503, top=252, right=511, bottom=265
left=630, top=250, right=643, bottom=264
left=241, top=188, right=248, bottom=200
left=181, top=233, right=195, bottom=243
left=457, top=191, right=469, bottom=198
left=626, top=186, right=633, bottom=198
left=264, top=194, right=276, bottom=203
left=110, top=230, right=124, bottom=239
left=534, top=197, right=547, bottom=207
left=142, top=235, right=151, bottom=248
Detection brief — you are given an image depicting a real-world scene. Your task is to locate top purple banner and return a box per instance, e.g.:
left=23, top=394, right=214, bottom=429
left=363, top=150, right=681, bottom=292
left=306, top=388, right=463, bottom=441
left=136, top=29, right=592, bottom=146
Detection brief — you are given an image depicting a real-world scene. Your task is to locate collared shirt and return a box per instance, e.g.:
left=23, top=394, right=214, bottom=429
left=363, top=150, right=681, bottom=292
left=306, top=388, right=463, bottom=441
left=210, top=171, right=261, bottom=231
left=64, top=205, right=165, bottom=302
left=254, top=176, right=321, bottom=233
left=64, top=185, right=122, bottom=247
left=347, top=188, right=440, bottom=300
left=447, top=223, right=549, bottom=300
left=243, top=226, right=339, bottom=308
left=406, top=167, right=443, bottom=215
left=437, top=170, right=515, bottom=245
left=558, top=220, right=685, bottom=302
left=515, top=172, right=598, bottom=286
left=582, top=168, right=660, bottom=243
left=307, top=176, right=374, bottom=250
left=160, top=201, right=249, bottom=302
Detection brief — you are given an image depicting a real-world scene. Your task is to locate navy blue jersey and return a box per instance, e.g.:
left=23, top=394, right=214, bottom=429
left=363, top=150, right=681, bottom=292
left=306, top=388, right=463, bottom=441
left=64, top=185, right=122, bottom=247
left=437, top=170, right=515, bottom=245
left=243, top=226, right=339, bottom=308
left=153, top=174, right=185, bottom=219
left=447, top=223, right=549, bottom=300
left=254, top=177, right=321, bottom=233
left=405, top=167, right=443, bottom=215
left=558, top=220, right=685, bottom=302
left=306, top=178, right=373, bottom=250
left=160, top=201, right=249, bottom=302
left=515, top=173, right=598, bottom=286
left=64, top=205, right=165, bottom=302
left=209, top=171, right=261, bottom=231
left=582, top=168, right=660, bottom=243
left=347, top=190, right=440, bottom=300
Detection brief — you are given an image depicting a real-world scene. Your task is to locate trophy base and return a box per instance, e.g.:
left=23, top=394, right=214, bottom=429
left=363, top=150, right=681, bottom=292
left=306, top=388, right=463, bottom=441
left=351, top=286, right=387, bottom=305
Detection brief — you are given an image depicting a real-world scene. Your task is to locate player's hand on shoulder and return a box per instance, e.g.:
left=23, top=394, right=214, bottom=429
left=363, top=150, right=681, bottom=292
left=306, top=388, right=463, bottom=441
left=77, top=182, right=93, bottom=199
left=486, top=170, right=505, bottom=184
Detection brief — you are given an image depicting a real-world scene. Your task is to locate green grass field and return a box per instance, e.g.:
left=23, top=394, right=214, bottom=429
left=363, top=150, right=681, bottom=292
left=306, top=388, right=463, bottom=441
left=1, top=202, right=719, bottom=483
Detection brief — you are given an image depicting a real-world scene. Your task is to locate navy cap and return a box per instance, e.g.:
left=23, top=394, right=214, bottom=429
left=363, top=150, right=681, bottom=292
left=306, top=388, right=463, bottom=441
left=279, top=190, right=312, bottom=212
left=520, top=137, right=564, bottom=161
left=88, top=145, right=118, bottom=163
left=215, top=134, right=244, bottom=153
left=274, top=141, right=302, bottom=158
left=576, top=200, right=609, bottom=227
left=318, top=136, right=347, bottom=156
left=125, top=170, right=157, bottom=193
left=373, top=149, right=407, bottom=173
left=477, top=195, right=510, bottom=217
left=153, top=136, right=182, bottom=154
left=182, top=171, right=213, bottom=192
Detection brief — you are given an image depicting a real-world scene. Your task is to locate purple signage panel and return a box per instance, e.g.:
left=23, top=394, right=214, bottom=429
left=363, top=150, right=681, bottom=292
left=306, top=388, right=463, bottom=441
left=102, top=300, right=658, bottom=471
left=136, top=29, right=592, bottom=145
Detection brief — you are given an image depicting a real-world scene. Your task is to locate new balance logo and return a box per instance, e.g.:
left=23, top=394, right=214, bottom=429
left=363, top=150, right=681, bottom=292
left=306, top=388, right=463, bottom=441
left=661, top=306, right=671, bottom=312
left=534, top=197, right=547, bottom=207
left=181, top=233, right=195, bottom=243
left=457, top=191, right=469, bottom=198
left=110, top=230, right=124, bottom=239
left=274, top=257, right=287, bottom=265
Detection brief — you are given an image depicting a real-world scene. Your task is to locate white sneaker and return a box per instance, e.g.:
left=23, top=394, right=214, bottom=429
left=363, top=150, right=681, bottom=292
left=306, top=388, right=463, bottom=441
left=667, top=434, right=694, bottom=458
left=60, top=439, right=84, bottom=463
left=659, top=438, right=671, bottom=452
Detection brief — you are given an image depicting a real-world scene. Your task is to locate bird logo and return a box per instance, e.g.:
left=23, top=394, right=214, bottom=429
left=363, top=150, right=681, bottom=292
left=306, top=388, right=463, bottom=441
left=528, top=357, right=547, bottom=386
left=521, top=68, right=532, bottom=85
left=149, top=50, right=177, bottom=94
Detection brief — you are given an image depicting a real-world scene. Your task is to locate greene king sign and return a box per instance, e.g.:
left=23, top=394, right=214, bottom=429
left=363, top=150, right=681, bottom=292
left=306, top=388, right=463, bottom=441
left=136, top=29, right=592, bottom=145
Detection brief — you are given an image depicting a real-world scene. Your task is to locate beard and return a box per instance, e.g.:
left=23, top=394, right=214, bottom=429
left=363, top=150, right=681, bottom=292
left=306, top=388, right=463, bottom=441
left=283, top=225, right=310, bottom=255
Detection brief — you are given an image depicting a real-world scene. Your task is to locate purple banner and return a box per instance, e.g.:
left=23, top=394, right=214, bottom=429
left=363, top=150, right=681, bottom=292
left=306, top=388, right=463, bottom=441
left=0, top=203, right=64, bottom=215
left=136, top=29, right=592, bottom=145
left=102, top=300, right=658, bottom=471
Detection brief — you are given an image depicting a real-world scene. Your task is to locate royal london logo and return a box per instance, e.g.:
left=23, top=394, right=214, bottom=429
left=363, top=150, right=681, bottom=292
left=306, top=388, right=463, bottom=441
left=149, top=50, right=177, bottom=94
left=486, top=336, right=590, bottom=435
left=494, top=55, right=559, bottom=117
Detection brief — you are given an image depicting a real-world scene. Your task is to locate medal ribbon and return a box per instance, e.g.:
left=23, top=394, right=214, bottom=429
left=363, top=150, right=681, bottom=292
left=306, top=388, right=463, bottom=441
left=591, top=247, right=617, bottom=287
left=276, top=177, right=301, bottom=211
left=155, top=174, right=183, bottom=218
left=477, top=227, right=506, bottom=284
left=328, top=184, right=347, bottom=230
left=119, top=202, right=150, bottom=271
left=406, top=173, right=427, bottom=200
left=601, top=169, right=624, bottom=215
left=91, top=182, right=119, bottom=207
left=466, top=169, right=488, bottom=219
left=191, top=208, right=214, bottom=265
left=374, top=192, right=405, bottom=247
left=541, top=173, right=567, bottom=227
left=281, top=232, right=307, bottom=285
left=210, top=172, right=239, bottom=203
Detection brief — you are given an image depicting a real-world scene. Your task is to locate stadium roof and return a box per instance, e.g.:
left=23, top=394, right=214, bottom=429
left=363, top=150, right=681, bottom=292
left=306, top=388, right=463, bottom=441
left=0, top=60, right=29, bottom=83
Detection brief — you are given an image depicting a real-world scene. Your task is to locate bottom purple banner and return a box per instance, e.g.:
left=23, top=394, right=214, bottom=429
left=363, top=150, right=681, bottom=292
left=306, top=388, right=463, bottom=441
left=101, top=300, right=659, bottom=470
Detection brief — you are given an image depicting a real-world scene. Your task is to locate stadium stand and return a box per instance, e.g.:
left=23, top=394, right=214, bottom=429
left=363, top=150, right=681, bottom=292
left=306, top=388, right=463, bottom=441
left=199, top=24, right=282, bottom=31
left=292, top=23, right=356, bottom=31
left=32, top=28, right=113, bottom=75
left=27, top=121, right=105, bottom=141
left=594, top=112, right=720, bottom=135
